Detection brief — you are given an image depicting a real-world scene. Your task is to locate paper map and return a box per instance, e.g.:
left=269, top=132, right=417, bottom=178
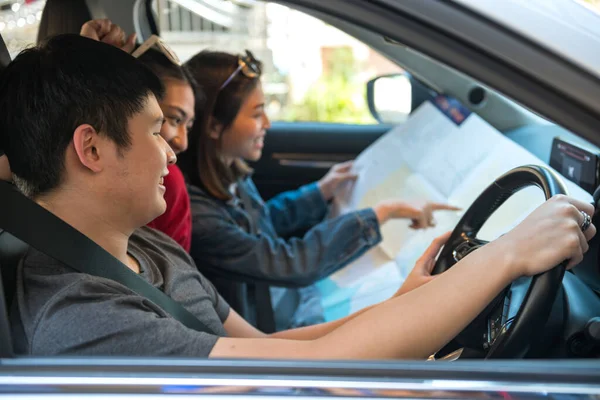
left=318, top=96, right=591, bottom=321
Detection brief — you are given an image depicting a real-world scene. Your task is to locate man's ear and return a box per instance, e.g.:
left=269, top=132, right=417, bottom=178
left=207, top=116, right=223, bottom=140
left=72, top=124, right=104, bottom=173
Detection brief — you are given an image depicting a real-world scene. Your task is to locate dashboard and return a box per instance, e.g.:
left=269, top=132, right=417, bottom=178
left=549, top=137, right=599, bottom=195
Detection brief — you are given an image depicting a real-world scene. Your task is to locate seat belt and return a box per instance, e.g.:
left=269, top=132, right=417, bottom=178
left=0, top=181, right=214, bottom=334
left=236, top=181, right=276, bottom=333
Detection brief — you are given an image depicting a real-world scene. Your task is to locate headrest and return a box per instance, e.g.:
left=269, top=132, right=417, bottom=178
left=0, top=33, right=9, bottom=157
left=0, top=33, right=10, bottom=70
left=0, top=229, right=29, bottom=310
left=0, top=228, right=27, bottom=358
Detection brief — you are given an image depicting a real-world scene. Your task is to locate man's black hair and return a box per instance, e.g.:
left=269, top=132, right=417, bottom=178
left=0, top=34, right=164, bottom=198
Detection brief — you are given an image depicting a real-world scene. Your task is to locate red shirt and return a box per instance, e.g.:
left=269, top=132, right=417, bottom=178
left=147, top=164, right=192, bottom=252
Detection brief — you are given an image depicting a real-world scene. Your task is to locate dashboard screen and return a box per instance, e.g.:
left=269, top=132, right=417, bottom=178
left=550, top=137, right=599, bottom=195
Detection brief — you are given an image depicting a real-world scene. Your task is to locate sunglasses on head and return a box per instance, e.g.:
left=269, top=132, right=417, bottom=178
left=131, top=34, right=181, bottom=66
left=219, top=50, right=261, bottom=91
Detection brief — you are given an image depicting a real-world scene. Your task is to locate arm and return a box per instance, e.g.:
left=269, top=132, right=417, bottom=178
left=264, top=161, right=358, bottom=237
left=212, top=238, right=517, bottom=359
left=268, top=231, right=452, bottom=340
left=263, top=181, right=329, bottom=237
left=223, top=301, right=377, bottom=341
left=263, top=159, right=458, bottom=237
left=190, top=207, right=381, bottom=287
left=210, top=195, right=596, bottom=359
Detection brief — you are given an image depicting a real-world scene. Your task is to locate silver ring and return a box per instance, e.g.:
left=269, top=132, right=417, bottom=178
left=580, top=211, right=592, bottom=233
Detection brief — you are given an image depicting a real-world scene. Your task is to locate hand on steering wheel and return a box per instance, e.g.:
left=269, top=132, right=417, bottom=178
left=432, top=165, right=595, bottom=359
left=498, top=195, right=595, bottom=276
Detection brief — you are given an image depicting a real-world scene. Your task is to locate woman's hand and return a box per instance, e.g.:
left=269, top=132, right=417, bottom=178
left=317, top=161, right=357, bottom=201
left=393, top=231, right=451, bottom=298
left=374, top=199, right=460, bottom=228
left=496, top=195, right=596, bottom=280
left=80, top=19, right=137, bottom=53
left=392, top=195, right=596, bottom=296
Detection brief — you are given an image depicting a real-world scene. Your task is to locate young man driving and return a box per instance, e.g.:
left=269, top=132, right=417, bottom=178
left=0, top=34, right=595, bottom=359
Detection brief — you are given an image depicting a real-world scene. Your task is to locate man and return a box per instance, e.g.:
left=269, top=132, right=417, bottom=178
left=0, top=34, right=594, bottom=359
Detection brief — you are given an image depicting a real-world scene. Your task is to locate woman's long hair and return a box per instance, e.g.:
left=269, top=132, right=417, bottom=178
left=137, top=48, right=197, bottom=96
left=180, top=50, right=261, bottom=201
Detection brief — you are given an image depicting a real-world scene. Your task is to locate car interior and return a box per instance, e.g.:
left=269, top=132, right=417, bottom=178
left=0, top=0, right=600, bottom=366
left=232, top=4, right=600, bottom=359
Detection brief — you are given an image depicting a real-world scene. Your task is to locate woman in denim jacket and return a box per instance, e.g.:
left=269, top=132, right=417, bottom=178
left=180, top=50, right=458, bottom=331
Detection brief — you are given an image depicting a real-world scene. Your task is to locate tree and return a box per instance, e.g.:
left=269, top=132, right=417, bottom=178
left=283, top=47, right=375, bottom=124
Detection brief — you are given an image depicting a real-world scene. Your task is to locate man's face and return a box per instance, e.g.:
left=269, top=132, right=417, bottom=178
left=100, top=94, right=175, bottom=228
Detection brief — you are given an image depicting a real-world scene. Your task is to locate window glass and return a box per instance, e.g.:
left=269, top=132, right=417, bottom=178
left=0, top=0, right=46, bottom=58
left=157, top=1, right=403, bottom=124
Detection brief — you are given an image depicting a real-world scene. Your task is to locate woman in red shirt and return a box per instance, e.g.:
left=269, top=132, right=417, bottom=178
left=137, top=48, right=196, bottom=251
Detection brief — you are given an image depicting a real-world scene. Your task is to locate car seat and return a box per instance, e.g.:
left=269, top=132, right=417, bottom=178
left=0, top=32, right=18, bottom=358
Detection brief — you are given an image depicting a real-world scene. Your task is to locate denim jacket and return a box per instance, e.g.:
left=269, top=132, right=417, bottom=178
left=188, top=177, right=381, bottom=329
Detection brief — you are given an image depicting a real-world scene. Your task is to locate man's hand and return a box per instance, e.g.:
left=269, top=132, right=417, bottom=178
left=80, top=19, right=136, bottom=53
left=374, top=200, right=460, bottom=228
left=393, top=231, right=451, bottom=297
left=317, top=161, right=357, bottom=201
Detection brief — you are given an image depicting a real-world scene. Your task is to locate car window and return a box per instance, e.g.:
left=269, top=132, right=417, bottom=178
left=156, top=0, right=403, bottom=124
left=0, top=0, right=46, bottom=59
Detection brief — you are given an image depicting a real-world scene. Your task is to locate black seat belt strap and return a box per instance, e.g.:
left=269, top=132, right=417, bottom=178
left=0, top=181, right=214, bottom=334
left=236, top=181, right=276, bottom=333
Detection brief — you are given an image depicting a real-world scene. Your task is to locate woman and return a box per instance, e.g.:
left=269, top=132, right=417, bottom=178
left=180, top=50, right=459, bottom=330
left=136, top=47, right=197, bottom=251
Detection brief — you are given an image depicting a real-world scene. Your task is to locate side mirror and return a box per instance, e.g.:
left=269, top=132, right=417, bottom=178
left=367, top=73, right=437, bottom=124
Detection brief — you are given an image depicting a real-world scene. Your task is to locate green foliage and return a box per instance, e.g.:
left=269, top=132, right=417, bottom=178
left=281, top=47, right=375, bottom=124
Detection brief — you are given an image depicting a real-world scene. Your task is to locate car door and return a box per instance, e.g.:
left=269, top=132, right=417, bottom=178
left=251, top=122, right=391, bottom=199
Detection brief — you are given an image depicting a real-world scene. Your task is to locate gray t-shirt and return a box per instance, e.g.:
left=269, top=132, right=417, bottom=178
left=10, top=226, right=230, bottom=357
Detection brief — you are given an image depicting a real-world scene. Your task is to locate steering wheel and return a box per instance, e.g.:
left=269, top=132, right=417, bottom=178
left=432, top=165, right=567, bottom=359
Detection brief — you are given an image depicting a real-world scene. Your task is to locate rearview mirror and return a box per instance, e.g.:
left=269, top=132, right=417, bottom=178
left=367, top=73, right=436, bottom=124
